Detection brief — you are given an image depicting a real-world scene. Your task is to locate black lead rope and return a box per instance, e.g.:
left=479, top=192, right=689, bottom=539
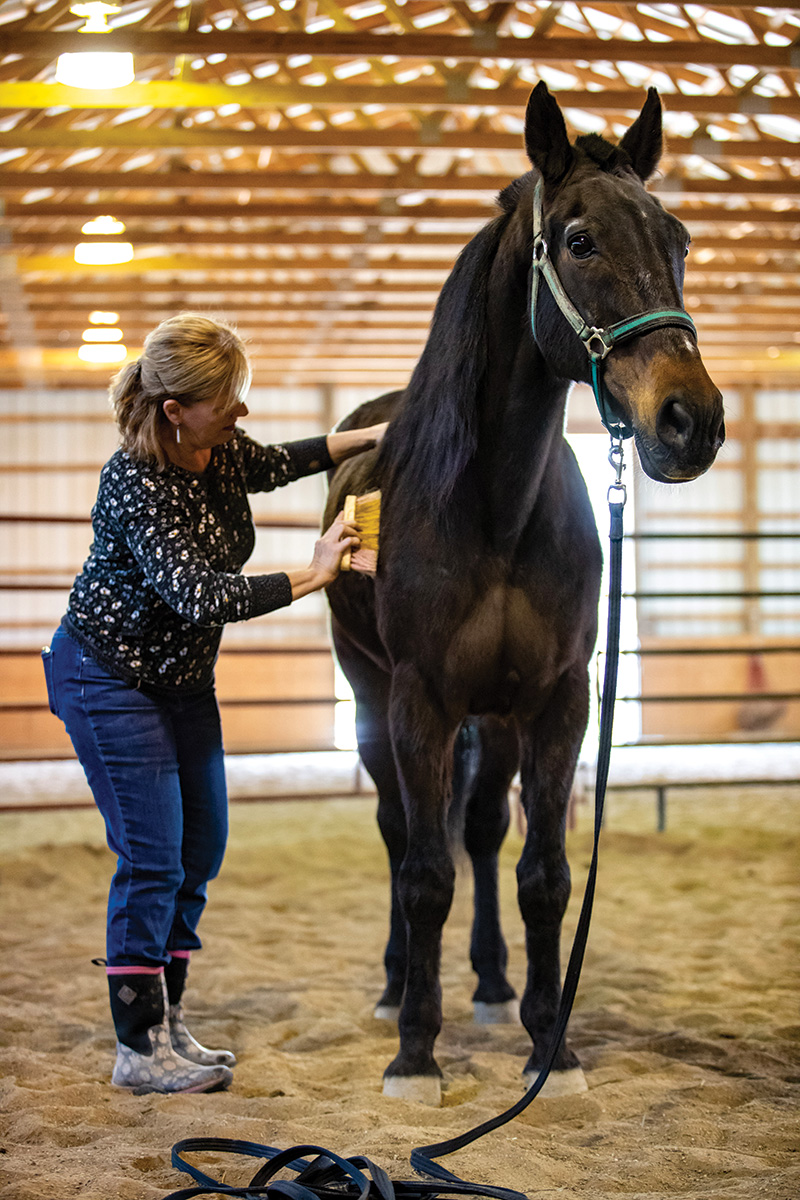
left=164, top=481, right=626, bottom=1200
left=410, top=485, right=625, bottom=1190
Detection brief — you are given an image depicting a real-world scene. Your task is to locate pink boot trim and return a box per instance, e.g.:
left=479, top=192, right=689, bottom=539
left=106, top=965, right=163, bottom=975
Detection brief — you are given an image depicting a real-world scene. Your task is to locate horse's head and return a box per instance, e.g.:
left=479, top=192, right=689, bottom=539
left=523, top=83, right=724, bottom=483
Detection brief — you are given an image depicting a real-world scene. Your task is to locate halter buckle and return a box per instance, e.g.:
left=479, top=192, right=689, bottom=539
left=585, top=328, right=614, bottom=361
left=532, top=236, right=547, bottom=265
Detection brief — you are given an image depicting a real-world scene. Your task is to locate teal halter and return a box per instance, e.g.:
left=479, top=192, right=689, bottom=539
left=530, top=179, right=697, bottom=441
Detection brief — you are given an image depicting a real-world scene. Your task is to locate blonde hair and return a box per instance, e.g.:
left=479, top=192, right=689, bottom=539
left=110, top=313, right=252, bottom=468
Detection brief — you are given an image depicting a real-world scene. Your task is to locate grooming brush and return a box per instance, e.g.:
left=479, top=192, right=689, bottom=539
left=341, top=491, right=381, bottom=575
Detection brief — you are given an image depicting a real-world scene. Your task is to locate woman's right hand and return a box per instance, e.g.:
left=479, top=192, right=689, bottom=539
left=286, top=512, right=360, bottom=601
left=310, top=511, right=361, bottom=585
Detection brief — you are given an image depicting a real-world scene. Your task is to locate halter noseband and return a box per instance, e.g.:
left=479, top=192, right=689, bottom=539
left=530, top=178, right=697, bottom=441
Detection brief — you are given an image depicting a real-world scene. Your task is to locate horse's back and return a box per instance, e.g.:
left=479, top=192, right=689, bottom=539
left=324, top=390, right=404, bottom=529
left=336, top=390, right=404, bottom=434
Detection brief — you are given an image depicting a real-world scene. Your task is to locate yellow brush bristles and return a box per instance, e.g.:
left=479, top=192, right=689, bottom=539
left=341, top=491, right=381, bottom=575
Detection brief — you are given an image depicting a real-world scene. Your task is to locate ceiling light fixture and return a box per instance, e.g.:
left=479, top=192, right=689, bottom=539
left=88, top=310, right=120, bottom=324
left=75, top=213, right=133, bottom=264
left=82, top=327, right=124, bottom=342
left=78, top=343, right=128, bottom=363
left=55, top=3, right=135, bottom=90
left=74, top=240, right=134, bottom=265
left=81, top=215, right=126, bottom=235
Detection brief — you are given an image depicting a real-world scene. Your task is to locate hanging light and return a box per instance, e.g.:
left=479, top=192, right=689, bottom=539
left=74, top=241, right=134, bottom=264
left=82, top=215, right=126, bottom=235
left=75, top=213, right=133, bottom=263
left=55, top=3, right=134, bottom=90
left=82, top=327, right=124, bottom=342
left=78, top=343, right=128, bottom=363
left=88, top=310, right=120, bottom=324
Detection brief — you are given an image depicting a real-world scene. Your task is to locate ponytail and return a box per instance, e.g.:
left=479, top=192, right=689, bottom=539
left=110, top=357, right=169, bottom=469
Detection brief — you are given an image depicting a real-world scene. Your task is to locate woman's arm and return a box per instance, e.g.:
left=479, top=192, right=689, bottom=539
left=237, top=425, right=388, bottom=493
left=285, top=511, right=360, bottom=600
left=326, top=423, right=389, bottom=465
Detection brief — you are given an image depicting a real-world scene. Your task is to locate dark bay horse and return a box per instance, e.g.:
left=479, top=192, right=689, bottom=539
left=323, top=83, right=724, bottom=1105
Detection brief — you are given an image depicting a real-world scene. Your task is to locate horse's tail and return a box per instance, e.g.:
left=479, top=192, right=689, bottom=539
left=448, top=721, right=480, bottom=853
left=449, top=717, right=520, bottom=858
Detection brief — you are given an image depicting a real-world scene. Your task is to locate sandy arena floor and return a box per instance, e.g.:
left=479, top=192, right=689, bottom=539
left=1, top=788, right=798, bottom=1199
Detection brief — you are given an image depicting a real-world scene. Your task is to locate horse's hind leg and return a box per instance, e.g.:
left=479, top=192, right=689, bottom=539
left=457, top=718, right=520, bottom=1024
left=516, top=665, right=591, bottom=1096
left=383, top=662, right=458, bottom=1106
left=331, top=626, right=406, bottom=1019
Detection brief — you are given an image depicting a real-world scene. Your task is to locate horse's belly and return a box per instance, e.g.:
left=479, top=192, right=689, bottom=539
left=442, top=585, right=565, bottom=718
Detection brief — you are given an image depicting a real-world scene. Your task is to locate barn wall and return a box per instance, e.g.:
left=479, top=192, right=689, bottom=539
left=634, top=385, right=800, bottom=741
left=1, top=382, right=798, bottom=756
left=0, top=384, right=337, bottom=757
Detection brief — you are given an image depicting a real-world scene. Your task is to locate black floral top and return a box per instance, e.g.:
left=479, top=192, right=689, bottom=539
left=62, top=431, right=333, bottom=694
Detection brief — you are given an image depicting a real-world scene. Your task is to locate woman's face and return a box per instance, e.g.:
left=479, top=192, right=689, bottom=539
left=175, top=394, right=249, bottom=449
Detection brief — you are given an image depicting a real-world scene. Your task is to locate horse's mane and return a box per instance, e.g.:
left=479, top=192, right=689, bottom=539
left=383, top=208, right=513, bottom=514
left=380, top=136, right=631, bottom=514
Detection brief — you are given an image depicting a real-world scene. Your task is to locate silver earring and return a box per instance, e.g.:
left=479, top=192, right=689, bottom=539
left=176, top=425, right=181, bottom=444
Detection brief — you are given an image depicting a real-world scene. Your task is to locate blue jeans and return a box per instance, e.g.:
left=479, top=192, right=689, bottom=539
left=42, top=626, right=228, bottom=969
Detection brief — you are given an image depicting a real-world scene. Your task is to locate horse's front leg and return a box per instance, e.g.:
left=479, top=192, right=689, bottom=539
left=383, top=661, right=457, bottom=1106
left=517, top=664, right=591, bottom=1096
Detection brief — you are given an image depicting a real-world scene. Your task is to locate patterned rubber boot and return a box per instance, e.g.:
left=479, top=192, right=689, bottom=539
left=165, top=953, right=237, bottom=1068
left=108, top=969, right=233, bottom=1094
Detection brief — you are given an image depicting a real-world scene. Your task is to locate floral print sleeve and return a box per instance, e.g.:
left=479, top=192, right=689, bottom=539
left=115, top=468, right=289, bottom=628
left=62, top=442, right=306, bottom=693
left=63, top=432, right=337, bottom=692
left=235, top=432, right=333, bottom=492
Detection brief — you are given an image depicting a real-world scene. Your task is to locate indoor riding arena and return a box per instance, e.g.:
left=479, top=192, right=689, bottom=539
left=0, top=3, right=798, bottom=1198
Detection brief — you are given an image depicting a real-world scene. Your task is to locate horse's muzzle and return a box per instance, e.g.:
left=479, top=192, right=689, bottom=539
left=638, top=387, right=726, bottom=482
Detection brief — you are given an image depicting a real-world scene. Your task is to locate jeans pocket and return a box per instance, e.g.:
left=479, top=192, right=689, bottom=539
left=41, top=646, right=59, bottom=717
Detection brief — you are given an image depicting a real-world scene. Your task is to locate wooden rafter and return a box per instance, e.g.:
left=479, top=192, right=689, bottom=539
left=0, top=0, right=797, bottom=387
left=1, top=129, right=798, bottom=161
left=1, top=82, right=798, bottom=116
left=2, top=30, right=798, bottom=71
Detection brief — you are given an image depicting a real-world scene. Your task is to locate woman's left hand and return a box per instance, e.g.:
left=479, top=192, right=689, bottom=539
left=327, top=422, right=389, bottom=464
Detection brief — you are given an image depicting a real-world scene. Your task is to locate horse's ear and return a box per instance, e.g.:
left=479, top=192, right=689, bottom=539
left=524, top=81, right=574, bottom=185
left=619, top=87, right=663, bottom=181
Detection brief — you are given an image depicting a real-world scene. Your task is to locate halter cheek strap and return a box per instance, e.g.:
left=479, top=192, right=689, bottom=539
left=530, top=179, right=698, bottom=441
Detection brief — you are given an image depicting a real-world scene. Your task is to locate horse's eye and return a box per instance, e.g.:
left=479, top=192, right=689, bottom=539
left=568, top=233, right=594, bottom=260
left=684, top=241, right=691, bottom=259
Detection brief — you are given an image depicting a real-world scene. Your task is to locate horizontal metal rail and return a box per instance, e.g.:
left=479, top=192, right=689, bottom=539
left=606, top=776, right=800, bottom=832
left=616, top=692, right=800, bottom=704
left=2, top=697, right=338, bottom=712
left=2, top=518, right=799, bottom=536
left=0, top=513, right=320, bottom=529
left=625, top=590, right=800, bottom=600
left=0, top=644, right=330, bottom=656
left=5, top=582, right=800, bottom=599
left=624, top=531, right=800, bottom=540
left=619, top=646, right=800, bottom=655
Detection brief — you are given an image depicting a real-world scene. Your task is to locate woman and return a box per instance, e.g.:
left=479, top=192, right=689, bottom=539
left=41, top=314, right=386, bottom=1095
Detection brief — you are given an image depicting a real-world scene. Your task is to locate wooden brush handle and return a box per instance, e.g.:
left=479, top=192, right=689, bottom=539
left=341, top=494, right=357, bottom=571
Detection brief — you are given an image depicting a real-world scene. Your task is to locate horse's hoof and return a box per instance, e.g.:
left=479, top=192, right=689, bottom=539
left=373, top=1004, right=401, bottom=1022
left=524, top=1066, right=588, bottom=1097
left=383, top=1074, right=442, bottom=1106
left=473, top=999, right=520, bottom=1025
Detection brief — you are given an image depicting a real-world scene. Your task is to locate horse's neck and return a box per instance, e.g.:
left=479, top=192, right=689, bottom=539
left=477, top=330, right=569, bottom=547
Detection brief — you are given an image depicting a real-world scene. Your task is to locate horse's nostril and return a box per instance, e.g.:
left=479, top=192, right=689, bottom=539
left=657, top=398, right=694, bottom=452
